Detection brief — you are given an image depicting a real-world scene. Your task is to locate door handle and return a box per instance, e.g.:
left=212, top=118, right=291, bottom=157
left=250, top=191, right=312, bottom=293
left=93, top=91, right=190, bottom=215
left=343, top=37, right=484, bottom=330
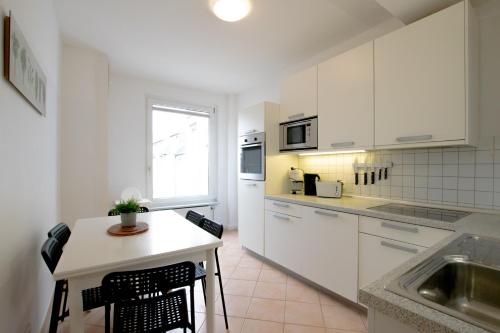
left=314, top=210, right=338, bottom=218
left=273, top=214, right=290, bottom=221
left=272, top=202, right=290, bottom=208
left=381, top=222, right=419, bottom=233
left=288, top=113, right=305, bottom=120
left=330, top=141, right=355, bottom=148
left=396, top=135, right=432, bottom=142
left=380, top=241, right=419, bottom=254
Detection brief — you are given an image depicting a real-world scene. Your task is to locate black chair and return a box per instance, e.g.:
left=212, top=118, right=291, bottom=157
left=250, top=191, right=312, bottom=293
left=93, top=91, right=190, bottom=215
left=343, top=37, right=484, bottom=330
left=185, top=210, right=204, bottom=227
left=108, top=206, right=149, bottom=216
left=102, top=261, right=196, bottom=333
left=194, top=217, right=228, bottom=329
left=41, top=237, right=105, bottom=333
left=47, top=223, right=71, bottom=245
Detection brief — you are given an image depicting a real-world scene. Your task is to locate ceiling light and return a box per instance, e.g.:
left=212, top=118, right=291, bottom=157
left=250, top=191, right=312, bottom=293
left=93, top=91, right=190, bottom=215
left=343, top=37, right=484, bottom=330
left=211, top=0, right=252, bottom=22
left=298, top=150, right=366, bottom=156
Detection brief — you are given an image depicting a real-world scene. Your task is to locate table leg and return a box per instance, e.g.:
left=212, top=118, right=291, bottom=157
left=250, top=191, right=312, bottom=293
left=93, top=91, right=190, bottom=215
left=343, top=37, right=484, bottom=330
left=205, top=249, right=216, bottom=333
left=67, top=277, right=85, bottom=333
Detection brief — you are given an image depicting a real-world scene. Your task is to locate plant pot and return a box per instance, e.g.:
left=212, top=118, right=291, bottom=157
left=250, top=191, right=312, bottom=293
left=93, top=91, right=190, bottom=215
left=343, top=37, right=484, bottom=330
left=120, top=212, right=137, bottom=227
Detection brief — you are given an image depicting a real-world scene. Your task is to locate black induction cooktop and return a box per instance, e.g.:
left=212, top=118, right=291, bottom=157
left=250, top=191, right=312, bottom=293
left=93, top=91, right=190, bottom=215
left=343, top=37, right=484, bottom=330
left=367, top=203, right=471, bottom=223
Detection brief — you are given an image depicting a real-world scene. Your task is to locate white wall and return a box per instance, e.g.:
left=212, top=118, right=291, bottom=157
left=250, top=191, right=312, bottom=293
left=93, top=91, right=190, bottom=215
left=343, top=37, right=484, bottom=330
left=61, top=44, right=109, bottom=227
left=108, top=73, right=233, bottom=227
left=0, top=0, right=60, bottom=331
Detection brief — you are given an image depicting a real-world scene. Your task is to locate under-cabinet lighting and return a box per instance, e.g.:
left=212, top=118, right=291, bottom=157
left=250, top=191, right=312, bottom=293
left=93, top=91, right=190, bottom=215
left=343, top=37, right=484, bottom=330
left=298, top=150, right=366, bottom=156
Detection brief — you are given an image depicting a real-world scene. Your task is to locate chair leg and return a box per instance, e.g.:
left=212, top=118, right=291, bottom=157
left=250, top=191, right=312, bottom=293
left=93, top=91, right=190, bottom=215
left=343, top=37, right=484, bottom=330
left=190, top=285, right=196, bottom=332
left=201, top=278, right=207, bottom=303
left=105, top=304, right=111, bottom=333
left=49, top=281, right=64, bottom=333
left=61, top=280, right=69, bottom=321
left=215, top=252, right=229, bottom=330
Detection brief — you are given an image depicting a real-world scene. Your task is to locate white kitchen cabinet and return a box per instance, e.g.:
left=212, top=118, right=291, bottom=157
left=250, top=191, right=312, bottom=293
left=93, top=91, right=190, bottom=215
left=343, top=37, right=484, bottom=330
left=318, top=42, right=374, bottom=151
left=302, top=207, right=359, bottom=303
left=374, top=1, right=478, bottom=148
left=359, top=233, right=426, bottom=290
left=280, top=66, right=318, bottom=123
left=238, top=103, right=265, bottom=136
left=265, top=210, right=304, bottom=274
left=238, top=180, right=265, bottom=255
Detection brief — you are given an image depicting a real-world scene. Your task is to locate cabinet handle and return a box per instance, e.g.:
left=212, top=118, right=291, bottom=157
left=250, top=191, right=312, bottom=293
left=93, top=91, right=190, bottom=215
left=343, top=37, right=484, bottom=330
left=380, top=241, right=419, bottom=254
left=288, top=113, right=305, bottom=120
left=246, top=183, right=257, bottom=187
left=330, top=141, right=355, bottom=148
left=396, top=135, right=433, bottom=142
left=245, top=129, right=257, bottom=134
left=272, top=202, right=290, bottom=208
left=273, top=214, right=290, bottom=221
left=314, top=210, right=338, bottom=218
left=381, top=222, right=419, bottom=233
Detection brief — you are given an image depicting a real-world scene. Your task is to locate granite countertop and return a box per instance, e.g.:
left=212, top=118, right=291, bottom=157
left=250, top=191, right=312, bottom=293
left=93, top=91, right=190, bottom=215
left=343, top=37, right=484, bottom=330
left=265, top=193, right=491, bottom=231
left=265, top=193, right=500, bottom=332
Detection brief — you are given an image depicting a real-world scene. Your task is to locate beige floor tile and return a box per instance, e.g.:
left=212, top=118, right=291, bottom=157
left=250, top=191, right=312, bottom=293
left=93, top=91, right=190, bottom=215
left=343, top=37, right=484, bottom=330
left=284, top=301, right=324, bottom=327
left=238, top=257, right=264, bottom=269
left=84, top=325, right=104, bottom=333
left=321, top=304, right=366, bottom=331
left=259, top=269, right=287, bottom=283
left=198, top=314, right=244, bottom=333
left=246, top=298, right=285, bottom=323
left=84, top=307, right=106, bottom=326
left=319, top=293, right=343, bottom=306
left=220, top=264, right=237, bottom=277
left=285, top=324, right=327, bottom=333
left=241, top=319, right=284, bottom=333
left=215, top=295, right=251, bottom=317
left=186, top=290, right=210, bottom=313
left=286, top=281, right=320, bottom=304
left=360, top=310, right=368, bottom=330
left=224, top=279, right=257, bottom=296
left=231, top=267, right=262, bottom=281
left=253, top=281, right=286, bottom=300
left=219, top=255, right=243, bottom=267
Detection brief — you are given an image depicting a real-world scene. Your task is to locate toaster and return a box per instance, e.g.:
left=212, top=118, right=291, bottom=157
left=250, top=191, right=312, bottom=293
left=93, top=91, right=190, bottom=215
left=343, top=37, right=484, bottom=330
left=315, top=180, right=343, bottom=198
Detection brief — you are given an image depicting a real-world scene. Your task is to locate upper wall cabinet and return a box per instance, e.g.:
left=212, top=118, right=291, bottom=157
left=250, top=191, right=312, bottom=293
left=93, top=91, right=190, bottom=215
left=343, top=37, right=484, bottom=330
left=280, top=66, right=318, bottom=123
left=239, top=103, right=265, bottom=135
left=374, top=1, right=478, bottom=148
left=318, top=42, right=374, bottom=151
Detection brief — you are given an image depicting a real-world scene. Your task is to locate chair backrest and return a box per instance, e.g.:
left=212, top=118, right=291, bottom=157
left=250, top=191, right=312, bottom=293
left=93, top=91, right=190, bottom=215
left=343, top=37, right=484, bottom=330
left=102, top=261, right=195, bottom=303
left=185, top=210, right=204, bottom=227
left=47, top=223, right=71, bottom=246
left=41, top=237, right=63, bottom=274
left=108, top=206, right=149, bottom=216
left=200, top=218, right=223, bottom=239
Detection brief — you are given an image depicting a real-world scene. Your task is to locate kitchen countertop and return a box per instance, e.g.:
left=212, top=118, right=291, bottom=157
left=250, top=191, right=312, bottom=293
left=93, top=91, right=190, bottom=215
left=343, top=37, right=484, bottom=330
left=265, top=193, right=500, bottom=332
left=265, top=193, right=491, bottom=231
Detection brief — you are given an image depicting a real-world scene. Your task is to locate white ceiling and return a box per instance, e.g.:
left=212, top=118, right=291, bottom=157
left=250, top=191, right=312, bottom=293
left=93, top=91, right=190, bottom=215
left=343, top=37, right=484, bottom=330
left=375, top=0, right=461, bottom=24
left=54, top=0, right=394, bottom=94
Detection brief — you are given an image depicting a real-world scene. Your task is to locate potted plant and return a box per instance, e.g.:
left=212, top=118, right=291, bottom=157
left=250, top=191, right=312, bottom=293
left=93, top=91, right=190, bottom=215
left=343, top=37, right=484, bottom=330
left=113, top=199, right=140, bottom=227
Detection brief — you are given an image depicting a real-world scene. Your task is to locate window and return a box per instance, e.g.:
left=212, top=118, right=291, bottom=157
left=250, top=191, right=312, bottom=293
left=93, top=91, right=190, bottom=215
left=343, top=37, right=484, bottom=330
left=147, top=99, right=216, bottom=206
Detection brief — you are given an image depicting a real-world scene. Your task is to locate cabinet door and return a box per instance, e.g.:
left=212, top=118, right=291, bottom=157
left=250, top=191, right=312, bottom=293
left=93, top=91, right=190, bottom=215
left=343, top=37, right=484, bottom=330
left=265, top=211, right=303, bottom=274
left=374, top=1, right=466, bottom=147
left=358, top=233, right=426, bottom=289
left=318, top=42, right=374, bottom=150
left=280, top=66, right=318, bottom=122
left=302, top=207, right=359, bottom=303
left=238, top=180, right=265, bottom=255
left=239, top=104, right=265, bottom=136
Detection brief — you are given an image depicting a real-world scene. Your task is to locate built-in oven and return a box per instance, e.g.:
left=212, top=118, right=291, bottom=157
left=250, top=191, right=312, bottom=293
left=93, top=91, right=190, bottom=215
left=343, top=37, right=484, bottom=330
left=279, top=116, right=318, bottom=151
left=239, top=132, right=265, bottom=181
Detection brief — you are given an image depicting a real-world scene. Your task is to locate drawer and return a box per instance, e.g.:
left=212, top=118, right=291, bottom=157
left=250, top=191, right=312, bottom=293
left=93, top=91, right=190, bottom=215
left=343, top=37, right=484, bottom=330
left=359, top=216, right=452, bottom=248
left=265, top=200, right=303, bottom=218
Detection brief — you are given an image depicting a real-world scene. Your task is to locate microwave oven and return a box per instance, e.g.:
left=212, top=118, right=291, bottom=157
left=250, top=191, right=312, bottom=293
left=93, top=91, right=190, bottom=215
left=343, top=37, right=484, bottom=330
left=279, top=116, right=318, bottom=151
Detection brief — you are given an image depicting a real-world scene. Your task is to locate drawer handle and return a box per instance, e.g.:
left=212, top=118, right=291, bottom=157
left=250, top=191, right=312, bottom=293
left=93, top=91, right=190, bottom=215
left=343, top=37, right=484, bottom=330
left=273, top=214, right=290, bottom=221
left=381, top=222, right=419, bottom=233
left=288, top=113, right=305, bottom=120
left=396, top=135, right=433, bottom=142
left=330, top=141, right=354, bottom=148
left=380, top=241, right=419, bottom=254
left=246, top=183, right=257, bottom=187
left=273, top=202, right=290, bottom=208
left=314, top=210, right=338, bottom=218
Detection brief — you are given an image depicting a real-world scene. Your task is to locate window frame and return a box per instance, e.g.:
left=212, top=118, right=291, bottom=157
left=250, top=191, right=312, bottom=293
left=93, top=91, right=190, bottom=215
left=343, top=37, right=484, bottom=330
left=146, top=97, right=217, bottom=207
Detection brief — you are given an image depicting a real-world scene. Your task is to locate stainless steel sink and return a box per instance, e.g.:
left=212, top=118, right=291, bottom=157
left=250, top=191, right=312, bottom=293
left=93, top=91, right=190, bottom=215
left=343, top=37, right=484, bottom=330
left=386, top=234, right=500, bottom=332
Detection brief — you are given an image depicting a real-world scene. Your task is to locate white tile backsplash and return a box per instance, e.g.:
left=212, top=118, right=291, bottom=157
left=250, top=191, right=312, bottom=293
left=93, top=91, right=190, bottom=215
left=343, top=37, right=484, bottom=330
left=299, top=145, right=500, bottom=211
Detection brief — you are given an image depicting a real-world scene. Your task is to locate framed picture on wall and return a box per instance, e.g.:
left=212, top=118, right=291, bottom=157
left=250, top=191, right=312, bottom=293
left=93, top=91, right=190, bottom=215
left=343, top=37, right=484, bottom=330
left=3, top=12, right=47, bottom=116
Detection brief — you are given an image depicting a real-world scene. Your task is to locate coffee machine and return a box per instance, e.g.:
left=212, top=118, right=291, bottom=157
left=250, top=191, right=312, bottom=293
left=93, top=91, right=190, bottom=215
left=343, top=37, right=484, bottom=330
left=304, top=173, right=321, bottom=195
left=289, top=167, right=304, bottom=194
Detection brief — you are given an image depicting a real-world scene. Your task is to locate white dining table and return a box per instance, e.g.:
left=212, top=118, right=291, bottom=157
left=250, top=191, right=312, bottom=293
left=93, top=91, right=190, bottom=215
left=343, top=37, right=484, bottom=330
left=53, top=210, right=223, bottom=333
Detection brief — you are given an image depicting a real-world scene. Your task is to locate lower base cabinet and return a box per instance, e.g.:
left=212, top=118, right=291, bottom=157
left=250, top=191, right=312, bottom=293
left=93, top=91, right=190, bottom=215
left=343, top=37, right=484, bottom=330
left=358, top=233, right=427, bottom=289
